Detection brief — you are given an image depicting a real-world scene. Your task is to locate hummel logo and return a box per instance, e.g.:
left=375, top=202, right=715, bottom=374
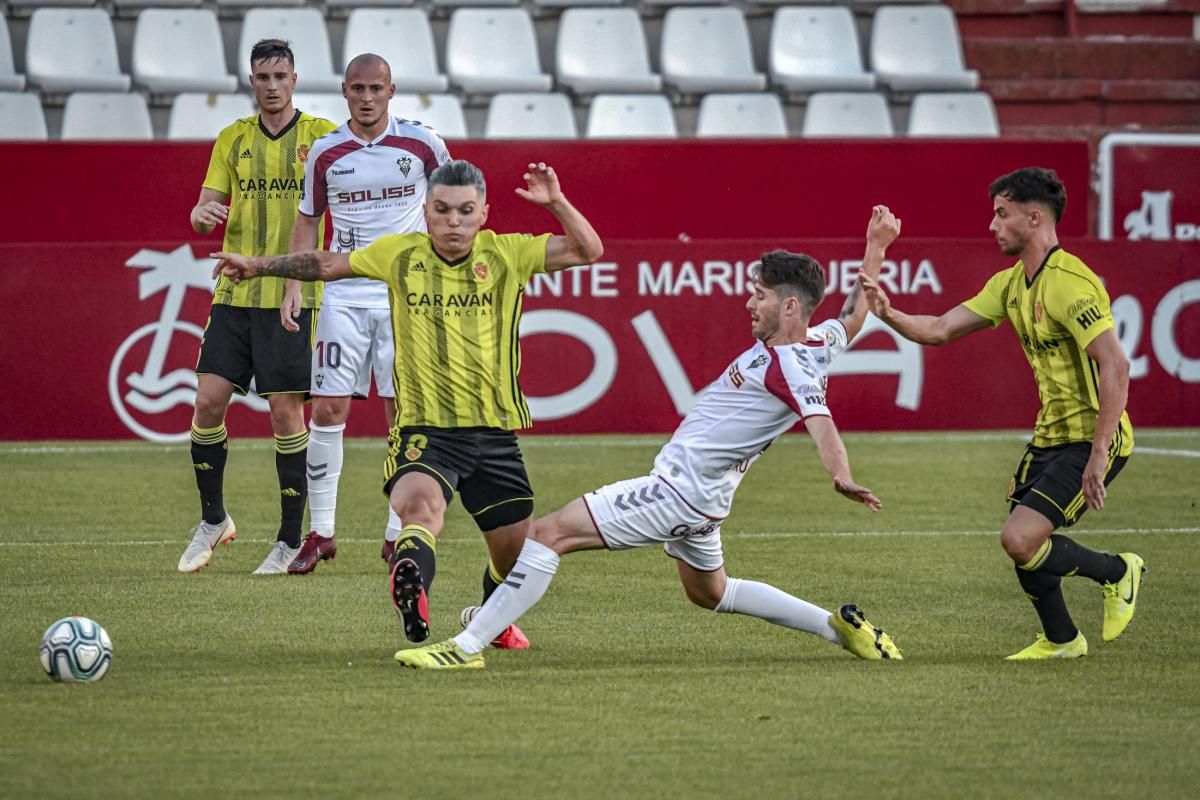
left=281, top=488, right=301, bottom=497
left=239, top=148, right=252, bottom=159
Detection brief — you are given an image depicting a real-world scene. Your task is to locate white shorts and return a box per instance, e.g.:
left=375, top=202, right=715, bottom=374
left=311, top=305, right=395, bottom=398
left=582, top=474, right=725, bottom=572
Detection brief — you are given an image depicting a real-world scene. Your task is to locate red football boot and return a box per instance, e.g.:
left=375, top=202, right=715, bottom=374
left=287, top=532, right=337, bottom=575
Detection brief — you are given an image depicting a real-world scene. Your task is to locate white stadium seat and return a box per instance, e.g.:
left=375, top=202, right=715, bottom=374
left=870, top=5, right=980, bottom=92
left=167, top=92, right=257, bottom=140
left=908, top=92, right=1000, bottom=137
left=0, top=17, right=25, bottom=91
left=389, top=94, right=469, bottom=140
left=326, top=0, right=413, bottom=8
left=586, top=94, right=677, bottom=139
left=533, top=0, right=621, bottom=8
left=238, top=9, right=341, bottom=92
left=556, top=9, right=662, bottom=96
left=292, top=93, right=348, bottom=125
left=696, top=93, right=789, bottom=138
left=218, top=0, right=305, bottom=9
left=132, top=10, right=237, bottom=95
left=431, top=0, right=520, bottom=7
left=343, top=10, right=448, bottom=93
left=446, top=9, right=552, bottom=95
left=770, top=7, right=875, bottom=93
left=61, top=92, right=154, bottom=140
left=661, top=8, right=767, bottom=94
left=801, top=91, right=895, bottom=137
left=485, top=92, right=578, bottom=139
left=113, top=0, right=201, bottom=11
left=25, top=9, right=131, bottom=93
left=0, top=92, right=48, bottom=139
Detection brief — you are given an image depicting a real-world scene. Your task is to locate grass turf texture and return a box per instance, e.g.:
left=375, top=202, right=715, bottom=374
left=2, top=431, right=1198, bottom=799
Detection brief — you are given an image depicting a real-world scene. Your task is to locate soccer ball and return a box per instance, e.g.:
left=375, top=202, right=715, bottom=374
left=39, top=616, right=113, bottom=683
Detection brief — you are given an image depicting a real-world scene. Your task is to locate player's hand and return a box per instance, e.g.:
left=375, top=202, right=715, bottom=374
left=193, top=201, right=229, bottom=229
left=1082, top=449, right=1108, bottom=510
left=515, top=162, right=563, bottom=207
left=867, top=205, right=901, bottom=249
left=858, top=272, right=892, bottom=319
left=280, top=285, right=302, bottom=332
left=834, top=477, right=881, bottom=512
left=210, top=252, right=255, bottom=283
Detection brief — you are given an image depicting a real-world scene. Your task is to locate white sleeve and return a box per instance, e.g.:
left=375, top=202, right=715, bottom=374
left=809, top=318, right=849, bottom=361
left=765, top=347, right=831, bottom=419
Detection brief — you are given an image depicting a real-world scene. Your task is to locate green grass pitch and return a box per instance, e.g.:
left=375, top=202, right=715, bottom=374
left=2, top=430, right=1198, bottom=799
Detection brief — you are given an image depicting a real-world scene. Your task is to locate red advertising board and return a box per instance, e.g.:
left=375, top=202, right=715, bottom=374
left=0, top=140, right=1090, bottom=243
left=1, top=239, right=1195, bottom=441
left=1099, top=132, right=1200, bottom=241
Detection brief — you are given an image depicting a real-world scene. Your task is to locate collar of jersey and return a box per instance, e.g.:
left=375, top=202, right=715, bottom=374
left=1022, top=244, right=1061, bottom=288
left=431, top=242, right=473, bottom=268
left=257, top=109, right=301, bottom=141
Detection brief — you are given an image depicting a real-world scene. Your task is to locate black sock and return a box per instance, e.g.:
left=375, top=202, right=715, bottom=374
left=275, top=431, right=308, bottom=548
left=1015, top=565, right=1078, bottom=644
left=191, top=423, right=228, bottom=526
left=1036, top=534, right=1126, bottom=584
left=481, top=561, right=504, bottom=604
left=395, top=524, right=438, bottom=594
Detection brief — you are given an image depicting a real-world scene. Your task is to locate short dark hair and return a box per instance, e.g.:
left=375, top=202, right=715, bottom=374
left=250, top=39, right=295, bottom=70
left=989, top=167, right=1067, bottom=222
left=430, top=160, right=486, bottom=198
left=756, top=251, right=826, bottom=314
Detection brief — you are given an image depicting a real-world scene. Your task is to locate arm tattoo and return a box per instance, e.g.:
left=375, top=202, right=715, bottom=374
left=839, top=281, right=862, bottom=320
left=258, top=253, right=322, bottom=281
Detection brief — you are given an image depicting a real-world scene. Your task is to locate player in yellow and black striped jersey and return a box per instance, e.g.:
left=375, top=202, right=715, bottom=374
left=179, top=39, right=337, bottom=578
left=211, top=159, right=604, bottom=646
left=860, top=167, right=1145, bottom=660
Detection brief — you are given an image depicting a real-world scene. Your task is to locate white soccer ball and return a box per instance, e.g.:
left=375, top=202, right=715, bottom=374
left=39, top=616, right=113, bottom=684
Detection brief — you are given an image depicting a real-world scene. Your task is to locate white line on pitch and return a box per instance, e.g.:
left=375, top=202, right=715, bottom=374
left=2, top=527, right=1196, bottom=548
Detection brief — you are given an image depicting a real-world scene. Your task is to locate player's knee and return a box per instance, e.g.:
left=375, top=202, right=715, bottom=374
left=394, top=492, right=446, bottom=528
left=311, top=398, right=350, bottom=427
left=1000, top=526, right=1037, bottom=563
left=192, top=393, right=227, bottom=427
left=529, top=515, right=569, bottom=553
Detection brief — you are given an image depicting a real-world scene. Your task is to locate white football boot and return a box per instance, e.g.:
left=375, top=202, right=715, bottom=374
left=252, top=541, right=301, bottom=575
left=178, top=515, right=237, bottom=573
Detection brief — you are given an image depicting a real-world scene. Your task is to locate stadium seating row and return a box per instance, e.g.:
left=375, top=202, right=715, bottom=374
left=4, top=5, right=977, bottom=99
left=0, top=88, right=999, bottom=140
left=5, top=0, right=935, bottom=10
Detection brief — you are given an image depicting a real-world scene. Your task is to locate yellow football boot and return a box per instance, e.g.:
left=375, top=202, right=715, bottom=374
left=394, top=639, right=485, bottom=670
left=1102, top=553, right=1145, bottom=642
left=1005, top=631, right=1087, bottom=661
left=830, top=604, right=903, bottom=660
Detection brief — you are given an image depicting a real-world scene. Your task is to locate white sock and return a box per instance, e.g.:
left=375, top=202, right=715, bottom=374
left=384, top=506, right=403, bottom=542
left=454, top=539, right=560, bottom=654
left=306, top=422, right=345, bottom=538
left=714, top=577, right=839, bottom=643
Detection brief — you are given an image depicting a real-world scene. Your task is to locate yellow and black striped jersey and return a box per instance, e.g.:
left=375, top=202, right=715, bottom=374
left=963, top=246, right=1134, bottom=454
left=349, top=230, right=550, bottom=430
left=202, top=111, right=337, bottom=309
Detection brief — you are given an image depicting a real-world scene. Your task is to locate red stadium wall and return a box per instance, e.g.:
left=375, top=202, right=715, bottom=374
left=0, top=141, right=1195, bottom=441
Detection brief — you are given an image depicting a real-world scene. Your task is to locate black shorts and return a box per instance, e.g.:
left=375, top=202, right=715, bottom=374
left=384, top=426, right=534, bottom=532
left=196, top=304, right=314, bottom=396
left=1007, top=441, right=1128, bottom=529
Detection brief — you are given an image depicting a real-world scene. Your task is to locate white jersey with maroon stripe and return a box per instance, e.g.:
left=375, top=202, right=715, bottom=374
left=652, top=319, right=849, bottom=519
left=299, top=116, right=451, bottom=307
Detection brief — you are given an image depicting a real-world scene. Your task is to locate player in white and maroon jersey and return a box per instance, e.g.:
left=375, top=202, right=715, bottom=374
left=282, top=54, right=451, bottom=575
left=396, top=207, right=908, bottom=671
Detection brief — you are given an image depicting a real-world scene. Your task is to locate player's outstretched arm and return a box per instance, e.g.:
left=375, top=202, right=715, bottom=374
left=1082, top=329, right=1131, bottom=510
left=840, top=205, right=901, bottom=341
left=281, top=212, right=322, bottom=332
left=211, top=250, right=353, bottom=284
left=190, top=188, right=229, bottom=235
left=516, top=162, right=604, bottom=273
left=803, top=415, right=881, bottom=512
left=859, top=273, right=991, bottom=346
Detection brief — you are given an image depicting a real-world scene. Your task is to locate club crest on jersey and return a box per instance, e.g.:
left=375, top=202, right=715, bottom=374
left=473, top=262, right=489, bottom=281
left=1035, top=302, right=1044, bottom=322
left=296, top=144, right=311, bottom=164
left=397, top=156, right=412, bottom=177
left=404, top=433, right=428, bottom=462
left=747, top=355, right=768, bottom=369
left=824, top=328, right=838, bottom=346
left=314, top=372, right=325, bottom=389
